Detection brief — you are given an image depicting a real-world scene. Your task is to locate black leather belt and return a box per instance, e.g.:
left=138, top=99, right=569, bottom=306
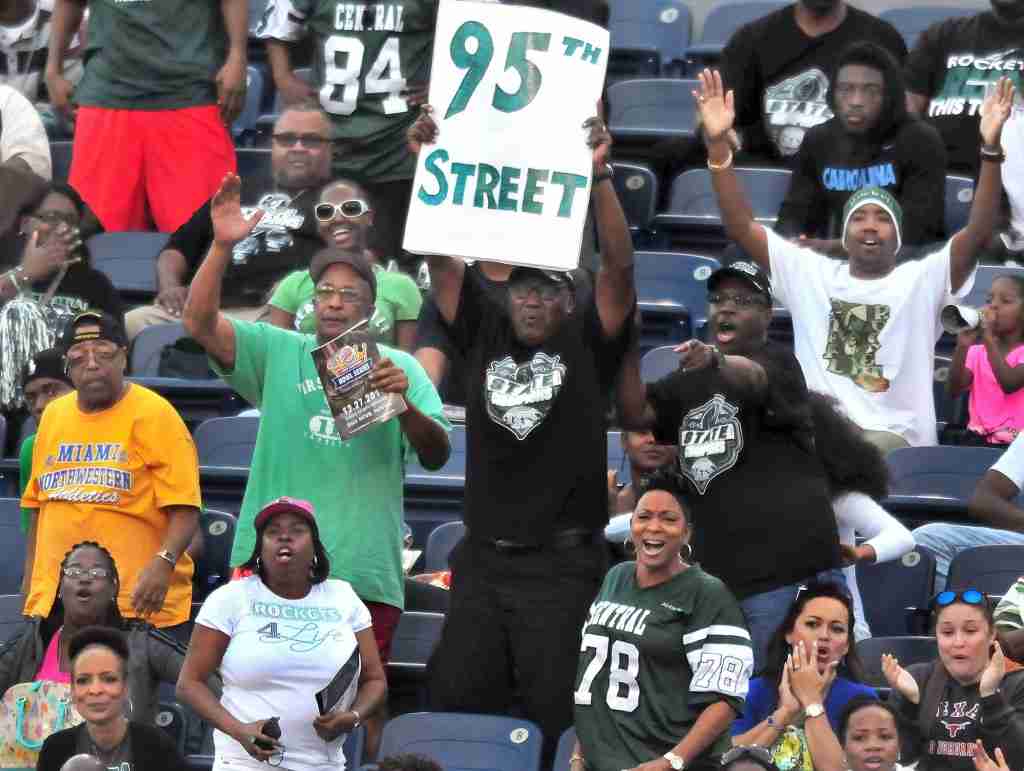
left=485, top=527, right=599, bottom=554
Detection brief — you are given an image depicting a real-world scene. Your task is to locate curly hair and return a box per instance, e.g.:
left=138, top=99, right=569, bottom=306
left=808, top=391, right=889, bottom=500
left=54, top=541, right=126, bottom=629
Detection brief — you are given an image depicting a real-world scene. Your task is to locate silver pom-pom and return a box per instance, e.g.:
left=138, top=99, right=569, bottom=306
left=0, top=296, right=55, bottom=411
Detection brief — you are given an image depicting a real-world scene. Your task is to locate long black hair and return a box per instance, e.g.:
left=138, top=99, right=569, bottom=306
left=827, top=41, right=911, bottom=141
left=808, top=391, right=889, bottom=500
left=239, top=514, right=331, bottom=584
left=760, top=580, right=866, bottom=683
left=52, top=540, right=126, bottom=629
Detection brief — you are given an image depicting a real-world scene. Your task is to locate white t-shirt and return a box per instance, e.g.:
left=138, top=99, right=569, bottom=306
left=833, top=491, right=916, bottom=641
left=196, top=576, right=372, bottom=771
left=0, top=83, right=50, bottom=177
left=1004, top=107, right=1024, bottom=252
left=767, top=228, right=975, bottom=446
left=992, top=433, right=1024, bottom=491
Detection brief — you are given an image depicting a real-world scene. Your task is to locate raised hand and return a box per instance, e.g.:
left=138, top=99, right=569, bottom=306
left=980, top=641, right=1006, bottom=697
left=584, top=100, right=612, bottom=172
left=674, top=339, right=721, bottom=372
left=882, top=653, right=920, bottom=704
left=406, top=105, right=439, bottom=155
left=778, top=658, right=802, bottom=719
left=979, top=76, right=1016, bottom=148
left=210, top=173, right=263, bottom=246
left=973, top=742, right=1011, bottom=771
left=788, top=640, right=836, bottom=707
left=693, top=68, right=735, bottom=145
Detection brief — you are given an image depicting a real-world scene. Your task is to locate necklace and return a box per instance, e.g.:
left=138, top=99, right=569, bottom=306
left=88, top=724, right=129, bottom=767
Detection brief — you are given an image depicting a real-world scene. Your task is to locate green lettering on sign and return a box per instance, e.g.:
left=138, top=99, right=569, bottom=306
left=493, top=32, right=551, bottom=113
left=445, top=21, right=494, bottom=119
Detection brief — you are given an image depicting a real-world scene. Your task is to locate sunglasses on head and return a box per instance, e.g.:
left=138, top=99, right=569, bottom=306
left=314, top=200, right=371, bottom=222
left=932, top=588, right=986, bottom=609
left=721, top=745, right=774, bottom=768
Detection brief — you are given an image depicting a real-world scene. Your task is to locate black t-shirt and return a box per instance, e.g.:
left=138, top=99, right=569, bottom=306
left=167, top=188, right=321, bottom=307
left=448, top=271, right=630, bottom=545
left=722, top=4, right=906, bottom=162
left=905, top=11, right=1024, bottom=175
left=776, top=117, right=947, bottom=243
left=647, top=343, right=840, bottom=599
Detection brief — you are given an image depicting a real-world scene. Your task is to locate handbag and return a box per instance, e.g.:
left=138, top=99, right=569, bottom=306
left=0, top=680, right=83, bottom=767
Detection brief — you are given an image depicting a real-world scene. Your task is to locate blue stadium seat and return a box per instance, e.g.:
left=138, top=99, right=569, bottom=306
left=607, top=79, right=698, bottom=143
left=193, top=509, right=237, bottom=604
left=879, top=6, right=976, bottom=49
left=553, top=727, right=578, bottom=771
left=405, top=424, right=466, bottom=487
left=50, top=140, right=72, bottom=183
left=946, top=545, right=1024, bottom=595
left=640, top=345, right=679, bottom=383
left=193, top=416, right=260, bottom=467
left=370, top=713, right=543, bottom=771
left=0, top=499, right=26, bottom=595
left=855, top=636, right=937, bottom=687
left=612, top=161, right=659, bottom=233
left=156, top=702, right=189, bottom=755
left=608, top=430, right=629, bottom=485
left=0, top=593, right=25, bottom=644
left=402, top=425, right=467, bottom=548
left=608, top=0, right=691, bottom=78
left=856, top=548, right=936, bottom=636
left=232, top=66, right=266, bottom=141
left=684, top=0, right=787, bottom=71
left=424, top=521, right=465, bottom=572
left=388, top=611, right=444, bottom=681
left=0, top=414, right=5, bottom=457
left=130, top=322, right=190, bottom=376
left=635, top=251, right=720, bottom=347
left=961, top=264, right=1024, bottom=310
left=945, top=175, right=974, bottom=236
left=87, top=232, right=169, bottom=302
left=886, top=446, right=1003, bottom=503
left=652, top=167, right=791, bottom=243
left=933, top=354, right=966, bottom=427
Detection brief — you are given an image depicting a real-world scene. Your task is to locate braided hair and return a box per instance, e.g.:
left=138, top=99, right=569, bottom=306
left=54, top=540, right=126, bottom=629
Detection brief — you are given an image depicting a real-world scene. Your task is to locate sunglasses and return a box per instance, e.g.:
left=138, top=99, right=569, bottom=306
left=721, top=745, right=774, bottom=768
left=314, top=200, right=371, bottom=222
left=272, top=132, right=331, bottom=149
left=932, top=588, right=986, bottom=609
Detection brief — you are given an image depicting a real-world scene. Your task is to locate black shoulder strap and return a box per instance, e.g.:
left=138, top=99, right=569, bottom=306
left=920, top=661, right=949, bottom=739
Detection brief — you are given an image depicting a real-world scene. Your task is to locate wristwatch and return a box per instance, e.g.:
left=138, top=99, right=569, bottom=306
left=804, top=703, right=826, bottom=719
left=156, top=549, right=177, bottom=566
left=663, top=752, right=685, bottom=770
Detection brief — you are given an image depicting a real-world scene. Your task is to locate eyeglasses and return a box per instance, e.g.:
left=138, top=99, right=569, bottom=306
left=30, top=210, right=79, bottom=227
left=66, top=346, right=121, bottom=369
left=933, top=588, right=986, bottom=609
left=508, top=281, right=564, bottom=303
left=314, top=200, right=371, bottom=222
left=314, top=285, right=364, bottom=304
left=63, top=566, right=112, bottom=580
left=721, top=745, right=774, bottom=768
left=707, top=292, right=769, bottom=307
left=272, top=132, right=331, bottom=149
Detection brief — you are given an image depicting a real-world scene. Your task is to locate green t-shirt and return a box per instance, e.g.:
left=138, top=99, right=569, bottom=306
left=76, top=0, right=227, bottom=110
left=256, top=0, right=438, bottom=181
left=269, top=266, right=423, bottom=342
left=213, top=319, right=448, bottom=608
left=573, top=563, right=754, bottom=771
left=18, top=434, right=35, bottom=534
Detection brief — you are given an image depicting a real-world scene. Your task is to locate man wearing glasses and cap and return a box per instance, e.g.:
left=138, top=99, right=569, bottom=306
left=618, top=260, right=841, bottom=666
left=407, top=107, right=636, bottom=759
left=21, top=310, right=202, bottom=634
left=125, top=103, right=334, bottom=341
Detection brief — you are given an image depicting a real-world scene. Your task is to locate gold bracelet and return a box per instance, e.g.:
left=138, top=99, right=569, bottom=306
left=707, top=150, right=734, bottom=171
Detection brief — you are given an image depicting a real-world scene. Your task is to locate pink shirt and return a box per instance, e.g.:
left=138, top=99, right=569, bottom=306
left=33, top=628, right=70, bottom=684
left=966, top=343, right=1024, bottom=443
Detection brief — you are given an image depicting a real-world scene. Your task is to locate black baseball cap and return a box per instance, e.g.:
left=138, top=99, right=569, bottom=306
left=308, top=248, right=377, bottom=302
left=707, top=260, right=772, bottom=303
left=22, top=348, right=72, bottom=388
left=59, top=310, right=127, bottom=352
left=507, top=266, right=575, bottom=289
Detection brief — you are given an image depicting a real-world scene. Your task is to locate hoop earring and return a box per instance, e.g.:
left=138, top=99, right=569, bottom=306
left=254, top=555, right=261, bottom=571
left=680, top=543, right=693, bottom=562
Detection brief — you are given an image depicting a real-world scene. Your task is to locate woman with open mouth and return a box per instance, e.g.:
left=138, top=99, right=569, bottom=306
left=177, top=497, right=387, bottom=771
left=732, top=581, right=875, bottom=771
left=571, top=473, right=754, bottom=771
left=882, top=589, right=1024, bottom=771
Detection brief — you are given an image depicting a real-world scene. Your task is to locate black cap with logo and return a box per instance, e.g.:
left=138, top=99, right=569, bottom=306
left=58, top=310, right=127, bottom=353
left=707, top=260, right=772, bottom=303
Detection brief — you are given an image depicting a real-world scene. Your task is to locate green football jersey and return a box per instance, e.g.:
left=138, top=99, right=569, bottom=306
left=76, top=0, right=226, bottom=110
left=257, top=0, right=437, bottom=182
left=573, top=563, right=754, bottom=771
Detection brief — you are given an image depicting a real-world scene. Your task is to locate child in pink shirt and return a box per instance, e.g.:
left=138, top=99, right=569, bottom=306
left=949, top=275, right=1024, bottom=445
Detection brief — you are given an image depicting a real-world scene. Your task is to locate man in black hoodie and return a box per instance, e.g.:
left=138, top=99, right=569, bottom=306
left=776, top=41, right=947, bottom=255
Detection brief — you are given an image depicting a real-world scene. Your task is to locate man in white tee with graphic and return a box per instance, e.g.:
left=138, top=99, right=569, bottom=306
left=693, top=68, right=1016, bottom=451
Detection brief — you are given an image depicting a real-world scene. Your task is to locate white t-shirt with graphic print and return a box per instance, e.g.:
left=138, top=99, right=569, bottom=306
left=767, top=228, right=975, bottom=446
left=196, top=576, right=372, bottom=771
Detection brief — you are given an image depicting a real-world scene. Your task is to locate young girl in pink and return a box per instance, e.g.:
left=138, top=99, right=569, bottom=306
left=949, top=275, right=1024, bottom=445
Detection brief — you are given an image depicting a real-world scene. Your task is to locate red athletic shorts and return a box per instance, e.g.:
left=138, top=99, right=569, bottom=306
left=230, top=567, right=402, bottom=663
left=70, top=104, right=236, bottom=232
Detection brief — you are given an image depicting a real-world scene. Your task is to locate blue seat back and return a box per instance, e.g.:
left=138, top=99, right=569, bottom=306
left=232, top=66, right=266, bottom=138
left=194, top=509, right=237, bottom=603
left=50, top=140, right=73, bottom=182
left=612, top=161, right=659, bottom=231
left=856, top=549, right=936, bottom=636
left=406, top=425, right=467, bottom=487
left=553, top=727, right=578, bottom=771
left=156, top=702, right=189, bottom=755
left=855, top=636, right=938, bottom=687
left=700, top=0, right=788, bottom=45
left=640, top=346, right=679, bottom=383
left=607, top=79, right=698, bottom=141
left=424, top=521, right=465, bottom=572
left=609, top=0, right=691, bottom=72
left=194, top=416, right=260, bottom=467
left=886, top=446, right=1004, bottom=502
left=657, top=167, right=791, bottom=231
left=377, top=712, right=544, bottom=771
left=962, top=264, right=1024, bottom=310
left=87, top=232, right=169, bottom=301
left=0, top=499, right=25, bottom=594
left=946, top=545, right=1024, bottom=595
left=879, top=6, right=976, bottom=48
left=130, top=322, right=189, bottom=376
left=635, top=251, right=720, bottom=339
left=945, top=175, right=974, bottom=236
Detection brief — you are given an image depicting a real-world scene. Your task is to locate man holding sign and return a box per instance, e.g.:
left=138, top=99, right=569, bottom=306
left=408, top=99, right=635, bottom=755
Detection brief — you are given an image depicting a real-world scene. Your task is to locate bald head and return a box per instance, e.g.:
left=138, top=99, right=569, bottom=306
left=61, top=755, right=106, bottom=771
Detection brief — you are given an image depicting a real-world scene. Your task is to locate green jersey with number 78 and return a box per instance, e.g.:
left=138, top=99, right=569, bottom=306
left=257, top=1, right=438, bottom=182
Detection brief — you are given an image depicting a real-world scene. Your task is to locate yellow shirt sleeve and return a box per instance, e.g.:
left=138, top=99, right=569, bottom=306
left=133, top=395, right=202, bottom=511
